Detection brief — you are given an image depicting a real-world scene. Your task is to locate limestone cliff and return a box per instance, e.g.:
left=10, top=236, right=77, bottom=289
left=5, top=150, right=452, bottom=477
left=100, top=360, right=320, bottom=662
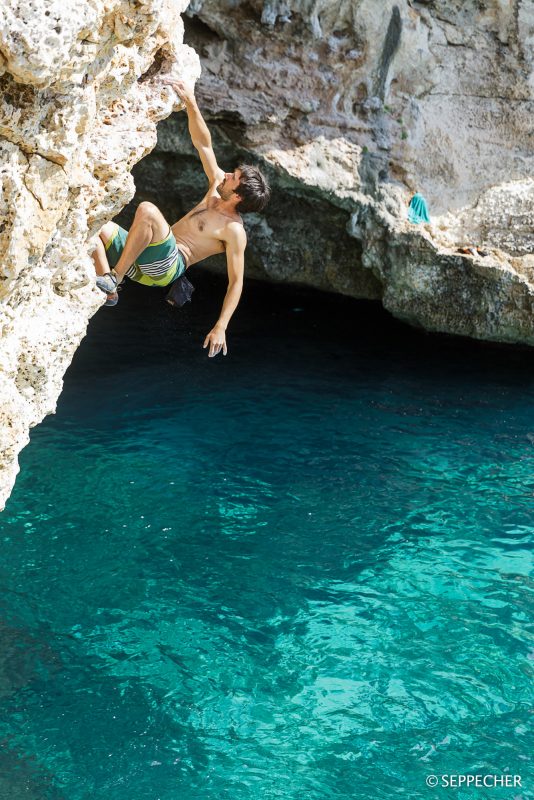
left=137, top=0, right=534, bottom=343
left=0, top=0, right=200, bottom=509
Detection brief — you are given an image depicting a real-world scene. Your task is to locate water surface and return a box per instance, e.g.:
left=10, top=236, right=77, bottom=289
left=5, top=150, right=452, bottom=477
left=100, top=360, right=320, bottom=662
left=1, top=275, right=533, bottom=799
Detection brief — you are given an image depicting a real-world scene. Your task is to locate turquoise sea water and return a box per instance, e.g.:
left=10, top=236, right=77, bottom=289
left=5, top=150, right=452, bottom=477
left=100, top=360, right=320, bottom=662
left=1, top=275, right=533, bottom=799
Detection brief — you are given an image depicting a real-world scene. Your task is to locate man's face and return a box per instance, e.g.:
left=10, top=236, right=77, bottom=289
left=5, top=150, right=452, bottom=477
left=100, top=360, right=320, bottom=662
left=217, top=170, right=241, bottom=200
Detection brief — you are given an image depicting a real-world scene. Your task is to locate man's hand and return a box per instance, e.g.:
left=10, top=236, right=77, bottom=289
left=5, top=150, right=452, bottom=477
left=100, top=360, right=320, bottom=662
left=203, top=324, right=228, bottom=358
left=161, top=78, right=195, bottom=107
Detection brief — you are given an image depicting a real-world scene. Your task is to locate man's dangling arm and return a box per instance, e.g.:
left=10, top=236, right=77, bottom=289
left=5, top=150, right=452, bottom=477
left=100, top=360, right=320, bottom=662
left=203, top=223, right=247, bottom=357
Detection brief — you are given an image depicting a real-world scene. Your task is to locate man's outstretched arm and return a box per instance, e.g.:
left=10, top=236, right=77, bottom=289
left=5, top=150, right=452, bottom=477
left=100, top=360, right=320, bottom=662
left=203, top=223, right=247, bottom=358
left=163, top=79, right=223, bottom=185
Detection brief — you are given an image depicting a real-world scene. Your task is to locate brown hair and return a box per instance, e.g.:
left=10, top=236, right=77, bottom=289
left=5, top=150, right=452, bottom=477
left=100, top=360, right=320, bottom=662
left=235, top=164, right=271, bottom=213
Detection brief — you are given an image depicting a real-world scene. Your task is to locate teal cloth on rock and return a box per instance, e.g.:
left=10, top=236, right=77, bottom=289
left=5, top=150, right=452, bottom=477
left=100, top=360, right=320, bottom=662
left=408, top=193, right=430, bottom=224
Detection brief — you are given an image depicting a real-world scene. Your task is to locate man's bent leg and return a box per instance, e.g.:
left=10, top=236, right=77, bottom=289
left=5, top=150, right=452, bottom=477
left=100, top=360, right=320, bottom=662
left=112, top=202, right=170, bottom=283
left=93, top=222, right=120, bottom=304
left=92, top=222, right=117, bottom=276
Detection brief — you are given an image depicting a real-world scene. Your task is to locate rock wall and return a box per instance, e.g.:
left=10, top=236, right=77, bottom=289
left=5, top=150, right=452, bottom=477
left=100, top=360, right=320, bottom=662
left=0, top=0, right=200, bottom=509
left=134, top=0, right=534, bottom=343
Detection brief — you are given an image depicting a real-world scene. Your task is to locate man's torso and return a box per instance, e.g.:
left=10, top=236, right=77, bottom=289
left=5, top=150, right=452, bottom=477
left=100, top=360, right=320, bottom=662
left=171, top=195, right=243, bottom=268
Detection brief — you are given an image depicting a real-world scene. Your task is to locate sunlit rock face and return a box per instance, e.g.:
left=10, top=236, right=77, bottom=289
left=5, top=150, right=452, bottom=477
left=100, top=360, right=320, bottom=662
left=0, top=0, right=200, bottom=509
left=139, top=0, right=534, bottom=342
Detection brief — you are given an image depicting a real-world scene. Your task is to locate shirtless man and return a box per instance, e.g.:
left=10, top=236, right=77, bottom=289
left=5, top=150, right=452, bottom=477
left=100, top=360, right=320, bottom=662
left=92, top=80, right=270, bottom=357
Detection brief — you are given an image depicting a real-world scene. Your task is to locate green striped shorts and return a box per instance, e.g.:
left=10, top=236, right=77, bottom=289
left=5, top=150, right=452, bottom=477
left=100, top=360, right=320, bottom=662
left=105, top=224, right=187, bottom=287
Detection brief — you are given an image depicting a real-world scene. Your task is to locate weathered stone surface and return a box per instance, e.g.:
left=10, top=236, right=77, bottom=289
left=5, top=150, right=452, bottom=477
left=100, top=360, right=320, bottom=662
left=144, top=0, right=534, bottom=344
left=0, top=0, right=200, bottom=509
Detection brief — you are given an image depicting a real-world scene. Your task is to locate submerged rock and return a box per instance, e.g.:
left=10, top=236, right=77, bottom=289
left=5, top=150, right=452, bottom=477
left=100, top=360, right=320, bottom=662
left=0, top=0, right=200, bottom=509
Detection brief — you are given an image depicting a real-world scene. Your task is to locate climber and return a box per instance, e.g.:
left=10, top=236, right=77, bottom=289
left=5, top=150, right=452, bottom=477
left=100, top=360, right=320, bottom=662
left=92, top=80, right=270, bottom=358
